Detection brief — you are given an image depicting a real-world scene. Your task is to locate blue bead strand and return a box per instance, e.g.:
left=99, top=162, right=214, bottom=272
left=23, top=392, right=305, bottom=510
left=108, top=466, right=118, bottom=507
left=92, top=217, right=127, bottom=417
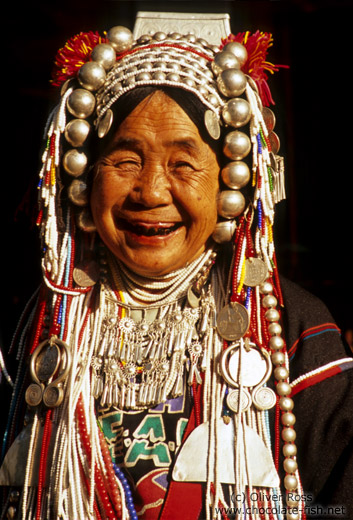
left=112, top=463, right=138, bottom=520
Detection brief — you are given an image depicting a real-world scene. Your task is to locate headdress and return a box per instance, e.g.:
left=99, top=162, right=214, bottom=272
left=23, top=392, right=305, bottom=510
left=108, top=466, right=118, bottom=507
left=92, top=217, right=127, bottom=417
left=1, top=12, right=304, bottom=520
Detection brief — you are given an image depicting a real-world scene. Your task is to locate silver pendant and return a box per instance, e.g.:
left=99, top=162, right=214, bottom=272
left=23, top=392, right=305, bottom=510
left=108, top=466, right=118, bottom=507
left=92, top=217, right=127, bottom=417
left=226, top=388, right=251, bottom=413
left=216, top=302, right=249, bottom=341
left=243, top=257, right=268, bottom=287
left=252, top=386, right=276, bottom=411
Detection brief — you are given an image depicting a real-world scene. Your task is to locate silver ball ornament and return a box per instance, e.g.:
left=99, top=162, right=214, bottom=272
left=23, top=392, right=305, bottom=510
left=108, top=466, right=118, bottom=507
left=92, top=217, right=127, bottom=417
left=283, top=457, right=298, bottom=474
left=268, top=322, right=282, bottom=336
left=269, top=335, right=285, bottom=351
left=223, top=131, right=251, bottom=160
left=217, top=190, right=246, bottom=219
left=107, top=26, right=133, bottom=52
left=91, top=43, right=116, bottom=70
left=67, top=179, right=89, bottom=206
left=212, top=51, right=240, bottom=75
left=78, top=61, right=106, bottom=91
left=281, top=412, right=296, bottom=427
left=283, top=443, right=297, bottom=458
left=64, top=119, right=91, bottom=147
left=222, top=98, right=251, bottom=128
left=222, top=41, right=248, bottom=67
left=283, top=474, right=298, bottom=491
left=63, top=149, right=88, bottom=177
left=67, top=89, right=96, bottom=119
left=217, top=68, right=247, bottom=97
left=279, top=396, right=294, bottom=411
left=274, top=366, right=289, bottom=381
left=259, top=281, right=273, bottom=294
left=212, top=220, right=236, bottom=243
left=221, top=161, right=250, bottom=189
left=264, top=308, right=280, bottom=322
left=271, top=351, right=285, bottom=366
left=262, top=294, right=278, bottom=308
left=282, top=427, right=297, bottom=443
left=276, top=381, right=291, bottom=396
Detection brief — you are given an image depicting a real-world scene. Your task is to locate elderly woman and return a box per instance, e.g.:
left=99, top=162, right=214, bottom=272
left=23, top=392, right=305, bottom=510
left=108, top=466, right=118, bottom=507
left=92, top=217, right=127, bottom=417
left=1, top=13, right=352, bottom=520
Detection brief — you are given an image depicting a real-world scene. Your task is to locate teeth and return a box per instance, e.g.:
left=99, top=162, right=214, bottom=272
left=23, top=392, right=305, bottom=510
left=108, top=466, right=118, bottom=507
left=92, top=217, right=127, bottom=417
left=127, top=222, right=180, bottom=236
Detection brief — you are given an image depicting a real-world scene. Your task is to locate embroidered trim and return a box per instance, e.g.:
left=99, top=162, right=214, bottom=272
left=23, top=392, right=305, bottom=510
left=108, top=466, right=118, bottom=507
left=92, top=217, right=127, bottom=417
left=290, top=357, right=353, bottom=396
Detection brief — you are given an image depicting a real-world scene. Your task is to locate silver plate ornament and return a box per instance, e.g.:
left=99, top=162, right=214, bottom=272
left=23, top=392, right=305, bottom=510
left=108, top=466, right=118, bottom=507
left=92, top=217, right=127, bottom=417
left=244, top=257, right=268, bottom=287
left=204, top=109, right=221, bottom=140
left=216, top=302, right=249, bottom=341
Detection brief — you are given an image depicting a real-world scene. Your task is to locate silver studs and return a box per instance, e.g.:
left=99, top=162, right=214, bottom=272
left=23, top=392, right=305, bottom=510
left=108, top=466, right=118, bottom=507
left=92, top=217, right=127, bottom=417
left=63, top=149, right=88, bottom=177
left=91, top=43, right=116, bottom=70
left=212, top=220, right=236, bottom=243
left=222, top=98, right=251, bottom=128
left=64, top=119, right=90, bottom=147
left=217, top=68, right=247, bottom=97
left=78, top=61, right=106, bottom=91
left=217, top=190, right=246, bottom=219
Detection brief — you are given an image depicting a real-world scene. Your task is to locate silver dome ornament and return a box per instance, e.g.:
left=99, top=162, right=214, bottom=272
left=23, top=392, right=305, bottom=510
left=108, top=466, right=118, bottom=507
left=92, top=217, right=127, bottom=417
left=223, top=131, right=251, bottom=160
left=67, top=179, right=89, bottom=206
left=107, top=26, right=133, bottom=52
left=64, top=119, right=91, bottom=147
left=217, top=68, right=247, bottom=97
left=78, top=61, right=106, bottom=91
left=91, top=43, right=116, bottom=70
left=222, top=41, right=248, bottom=67
left=221, top=161, right=250, bottom=189
left=63, top=149, right=88, bottom=177
left=76, top=208, right=97, bottom=233
left=212, top=220, right=236, bottom=243
left=67, top=89, right=96, bottom=119
left=211, top=51, right=240, bottom=75
left=222, top=98, right=251, bottom=128
left=217, top=190, right=246, bottom=219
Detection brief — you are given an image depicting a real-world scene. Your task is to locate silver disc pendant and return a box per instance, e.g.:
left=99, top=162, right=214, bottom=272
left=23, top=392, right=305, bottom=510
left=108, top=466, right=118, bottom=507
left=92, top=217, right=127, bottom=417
left=73, top=260, right=100, bottom=287
left=243, top=258, right=268, bottom=287
left=216, top=302, right=249, bottom=341
left=252, top=386, right=276, bottom=410
left=226, top=388, right=251, bottom=413
left=204, top=109, right=221, bottom=140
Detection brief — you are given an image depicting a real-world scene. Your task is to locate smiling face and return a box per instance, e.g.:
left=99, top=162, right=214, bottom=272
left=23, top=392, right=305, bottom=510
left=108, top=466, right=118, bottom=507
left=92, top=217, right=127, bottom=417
left=91, top=90, right=220, bottom=277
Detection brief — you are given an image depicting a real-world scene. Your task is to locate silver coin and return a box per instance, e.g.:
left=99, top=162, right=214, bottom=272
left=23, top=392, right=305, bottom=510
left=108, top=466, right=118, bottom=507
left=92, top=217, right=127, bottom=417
left=204, top=109, right=221, bottom=140
left=252, top=386, right=276, bottom=410
left=226, top=388, right=251, bottom=413
left=73, top=261, right=100, bottom=287
left=228, top=348, right=268, bottom=388
left=216, top=302, right=249, bottom=341
left=244, top=258, right=268, bottom=287
left=98, top=108, right=113, bottom=138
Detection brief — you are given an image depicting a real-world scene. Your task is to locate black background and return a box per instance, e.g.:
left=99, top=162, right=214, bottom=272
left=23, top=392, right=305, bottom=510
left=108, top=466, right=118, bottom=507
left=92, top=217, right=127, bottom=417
left=1, top=0, right=353, bottom=357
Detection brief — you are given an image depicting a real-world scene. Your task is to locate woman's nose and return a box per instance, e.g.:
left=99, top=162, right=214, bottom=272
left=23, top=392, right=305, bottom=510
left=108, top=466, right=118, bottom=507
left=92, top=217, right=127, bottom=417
left=129, top=164, right=173, bottom=208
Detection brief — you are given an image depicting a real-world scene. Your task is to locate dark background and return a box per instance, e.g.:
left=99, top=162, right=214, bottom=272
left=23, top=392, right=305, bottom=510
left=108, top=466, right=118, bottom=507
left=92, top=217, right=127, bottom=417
left=1, top=0, right=352, bottom=360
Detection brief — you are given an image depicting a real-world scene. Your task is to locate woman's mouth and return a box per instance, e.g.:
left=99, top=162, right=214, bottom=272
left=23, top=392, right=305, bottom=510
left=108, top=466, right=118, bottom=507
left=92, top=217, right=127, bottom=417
left=119, top=219, right=183, bottom=237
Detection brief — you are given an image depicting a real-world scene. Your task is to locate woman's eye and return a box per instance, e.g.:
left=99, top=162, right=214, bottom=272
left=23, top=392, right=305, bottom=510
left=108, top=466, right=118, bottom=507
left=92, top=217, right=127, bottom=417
left=171, top=161, right=195, bottom=173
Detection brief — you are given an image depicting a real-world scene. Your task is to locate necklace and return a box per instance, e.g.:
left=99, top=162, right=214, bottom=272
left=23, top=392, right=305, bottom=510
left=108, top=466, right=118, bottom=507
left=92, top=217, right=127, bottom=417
left=90, top=248, right=217, bottom=409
